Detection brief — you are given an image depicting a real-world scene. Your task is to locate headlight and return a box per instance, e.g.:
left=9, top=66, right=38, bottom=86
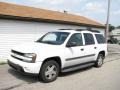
left=24, top=53, right=37, bottom=63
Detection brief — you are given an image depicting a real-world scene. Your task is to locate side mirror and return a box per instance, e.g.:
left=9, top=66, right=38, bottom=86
left=66, top=42, right=77, bottom=47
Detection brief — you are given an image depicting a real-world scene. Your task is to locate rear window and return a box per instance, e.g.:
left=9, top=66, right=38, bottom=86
left=95, top=34, right=105, bottom=44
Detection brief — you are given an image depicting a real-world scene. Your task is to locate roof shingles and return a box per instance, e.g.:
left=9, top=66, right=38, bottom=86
left=0, top=2, right=104, bottom=28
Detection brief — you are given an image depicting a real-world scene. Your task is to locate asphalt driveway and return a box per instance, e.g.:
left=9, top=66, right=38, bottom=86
left=0, top=44, right=120, bottom=90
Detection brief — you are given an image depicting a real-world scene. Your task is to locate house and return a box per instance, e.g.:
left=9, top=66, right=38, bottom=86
left=109, top=29, right=120, bottom=44
left=0, top=2, right=105, bottom=59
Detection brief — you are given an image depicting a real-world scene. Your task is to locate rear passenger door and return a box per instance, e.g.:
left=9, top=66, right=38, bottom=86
left=83, top=33, right=96, bottom=62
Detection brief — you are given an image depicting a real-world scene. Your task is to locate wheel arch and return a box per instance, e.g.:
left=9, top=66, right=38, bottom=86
left=99, top=51, right=105, bottom=58
left=41, top=56, right=62, bottom=71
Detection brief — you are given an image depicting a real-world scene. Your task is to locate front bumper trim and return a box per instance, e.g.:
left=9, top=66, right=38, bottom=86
left=8, top=60, right=38, bottom=75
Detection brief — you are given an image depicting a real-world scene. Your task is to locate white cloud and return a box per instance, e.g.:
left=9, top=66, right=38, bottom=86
left=113, top=10, right=120, bottom=15
left=83, top=2, right=106, bottom=13
left=27, top=0, right=64, bottom=5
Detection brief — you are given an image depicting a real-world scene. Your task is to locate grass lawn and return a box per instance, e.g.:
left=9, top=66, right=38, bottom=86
left=0, top=59, right=7, bottom=65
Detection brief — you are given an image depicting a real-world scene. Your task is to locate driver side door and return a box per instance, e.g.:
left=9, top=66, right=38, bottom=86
left=64, top=33, right=85, bottom=68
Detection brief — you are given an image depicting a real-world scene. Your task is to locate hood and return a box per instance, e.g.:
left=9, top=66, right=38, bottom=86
left=12, top=42, right=60, bottom=53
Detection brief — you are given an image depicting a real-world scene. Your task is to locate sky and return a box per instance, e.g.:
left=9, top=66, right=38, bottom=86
left=1, top=0, right=120, bottom=26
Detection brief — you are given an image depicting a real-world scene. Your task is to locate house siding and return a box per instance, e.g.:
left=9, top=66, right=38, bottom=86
left=0, top=19, right=104, bottom=59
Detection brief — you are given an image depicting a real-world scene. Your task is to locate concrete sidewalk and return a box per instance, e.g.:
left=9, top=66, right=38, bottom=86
left=108, top=44, right=120, bottom=53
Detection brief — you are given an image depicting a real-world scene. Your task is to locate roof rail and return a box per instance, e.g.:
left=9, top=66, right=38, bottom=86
left=75, top=29, right=100, bottom=33
left=59, top=28, right=74, bottom=30
left=91, top=30, right=100, bottom=33
left=75, top=29, right=88, bottom=31
left=59, top=28, right=100, bottom=33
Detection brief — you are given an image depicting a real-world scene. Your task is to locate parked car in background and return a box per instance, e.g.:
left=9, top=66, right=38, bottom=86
left=108, top=37, right=119, bottom=44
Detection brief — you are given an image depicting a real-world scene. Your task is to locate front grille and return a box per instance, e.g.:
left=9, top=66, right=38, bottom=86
left=11, top=50, right=24, bottom=56
left=11, top=50, right=32, bottom=63
left=11, top=55, right=24, bottom=61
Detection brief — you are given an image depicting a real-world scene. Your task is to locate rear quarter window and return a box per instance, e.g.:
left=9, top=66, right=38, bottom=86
left=95, top=34, right=105, bottom=44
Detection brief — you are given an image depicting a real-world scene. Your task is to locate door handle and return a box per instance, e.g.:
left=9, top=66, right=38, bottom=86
left=81, top=48, right=84, bottom=51
left=94, top=47, right=97, bottom=49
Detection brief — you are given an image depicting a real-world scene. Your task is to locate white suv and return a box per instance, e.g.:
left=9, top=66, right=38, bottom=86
left=8, top=29, right=107, bottom=83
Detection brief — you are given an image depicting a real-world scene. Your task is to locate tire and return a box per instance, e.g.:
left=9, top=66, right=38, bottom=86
left=95, top=54, right=104, bottom=68
left=39, top=60, right=59, bottom=83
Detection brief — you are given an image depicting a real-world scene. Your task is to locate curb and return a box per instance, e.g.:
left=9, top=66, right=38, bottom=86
left=108, top=52, right=120, bottom=54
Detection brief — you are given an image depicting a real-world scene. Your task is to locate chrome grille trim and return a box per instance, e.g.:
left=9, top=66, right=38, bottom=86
left=11, top=50, right=32, bottom=62
left=11, top=50, right=24, bottom=56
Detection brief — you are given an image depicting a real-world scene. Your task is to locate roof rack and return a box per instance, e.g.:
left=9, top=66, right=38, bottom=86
left=75, top=29, right=88, bottom=31
left=59, top=28, right=74, bottom=30
left=59, top=28, right=100, bottom=33
left=75, top=29, right=100, bottom=33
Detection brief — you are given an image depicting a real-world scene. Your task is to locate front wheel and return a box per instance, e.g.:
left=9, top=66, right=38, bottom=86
left=39, top=60, right=59, bottom=83
left=95, top=54, right=104, bottom=68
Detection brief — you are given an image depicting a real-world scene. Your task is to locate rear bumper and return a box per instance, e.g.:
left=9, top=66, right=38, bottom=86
left=8, top=56, right=43, bottom=74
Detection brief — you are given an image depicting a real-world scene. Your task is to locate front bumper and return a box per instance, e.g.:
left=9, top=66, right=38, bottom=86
left=8, top=56, right=43, bottom=74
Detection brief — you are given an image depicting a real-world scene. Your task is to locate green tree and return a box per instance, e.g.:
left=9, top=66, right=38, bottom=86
left=109, top=24, right=115, bottom=32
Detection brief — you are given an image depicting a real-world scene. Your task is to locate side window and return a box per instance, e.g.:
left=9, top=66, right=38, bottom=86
left=95, top=34, right=105, bottom=44
left=67, top=33, right=83, bottom=46
left=84, top=33, right=95, bottom=45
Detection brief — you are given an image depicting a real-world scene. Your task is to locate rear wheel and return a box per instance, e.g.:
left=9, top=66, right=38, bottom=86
left=39, top=60, right=59, bottom=83
left=95, top=54, right=104, bottom=68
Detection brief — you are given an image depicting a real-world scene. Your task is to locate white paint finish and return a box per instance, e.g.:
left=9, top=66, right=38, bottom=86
left=8, top=31, right=107, bottom=74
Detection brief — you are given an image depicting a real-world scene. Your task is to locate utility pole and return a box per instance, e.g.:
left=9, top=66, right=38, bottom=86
left=105, top=0, right=111, bottom=43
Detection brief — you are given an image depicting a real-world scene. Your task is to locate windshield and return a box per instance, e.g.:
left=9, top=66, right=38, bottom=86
left=36, top=32, right=70, bottom=45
